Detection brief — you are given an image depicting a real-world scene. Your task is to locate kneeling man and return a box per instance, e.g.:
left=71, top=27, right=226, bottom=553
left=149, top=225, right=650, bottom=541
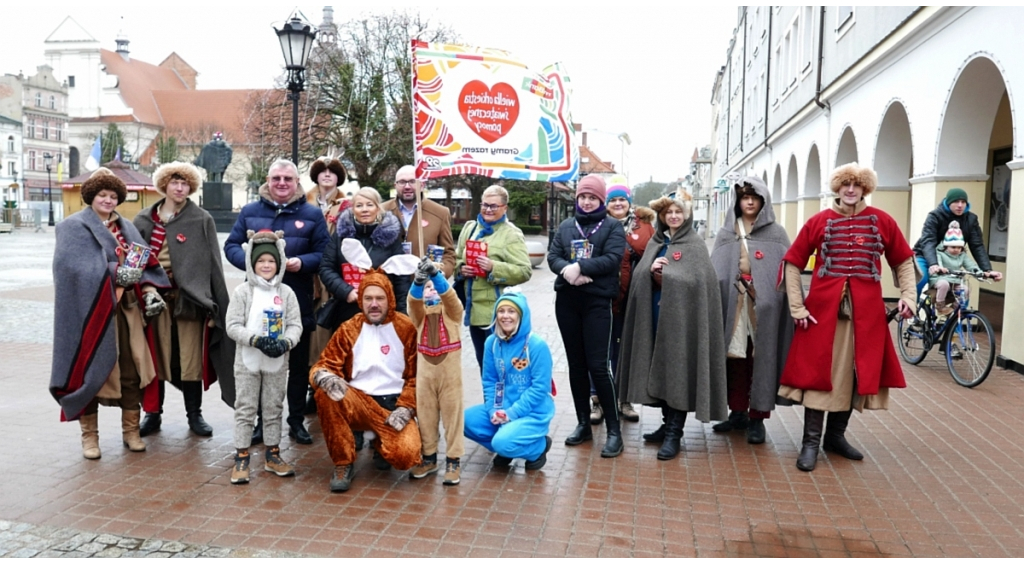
left=310, top=270, right=421, bottom=492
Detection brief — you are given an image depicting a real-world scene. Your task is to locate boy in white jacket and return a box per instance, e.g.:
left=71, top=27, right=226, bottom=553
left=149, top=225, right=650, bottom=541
left=225, top=230, right=303, bottom=484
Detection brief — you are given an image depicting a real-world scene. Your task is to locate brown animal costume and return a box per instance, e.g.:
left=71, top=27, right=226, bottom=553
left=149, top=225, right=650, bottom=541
left=310, top=269, right=421, bottom=490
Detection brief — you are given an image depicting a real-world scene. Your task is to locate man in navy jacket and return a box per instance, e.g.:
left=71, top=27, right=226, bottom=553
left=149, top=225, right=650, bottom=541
left=224, top=159, right=330, bottom=444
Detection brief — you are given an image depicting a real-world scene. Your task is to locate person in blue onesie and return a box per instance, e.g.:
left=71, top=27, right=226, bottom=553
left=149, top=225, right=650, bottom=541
left=464, top=292, right=554, bottom=470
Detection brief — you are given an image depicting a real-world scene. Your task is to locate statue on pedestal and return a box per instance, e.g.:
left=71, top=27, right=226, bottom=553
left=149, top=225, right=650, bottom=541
left=194, top=132, right=233, bottom=183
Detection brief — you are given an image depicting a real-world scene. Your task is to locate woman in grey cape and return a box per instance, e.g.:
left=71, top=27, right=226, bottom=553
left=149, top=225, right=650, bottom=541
left=709, top=177, right=792, bottom=444
left=49, top=168, right=170, bottom=459
left=616, top=190, right=727, bottom=460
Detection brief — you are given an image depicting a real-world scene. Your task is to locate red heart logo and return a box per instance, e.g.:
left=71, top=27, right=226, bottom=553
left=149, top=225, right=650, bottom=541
left=176, top=233, right=186, bottom=243
left=458, top=80, right=520, bottom=143
left=295, top=220, right=305, bottom=229
left=754, top=250, right=764, bottom=260
left=673, top=251, right=682, bottom=261
left=381, top=345, right=390, bottom=355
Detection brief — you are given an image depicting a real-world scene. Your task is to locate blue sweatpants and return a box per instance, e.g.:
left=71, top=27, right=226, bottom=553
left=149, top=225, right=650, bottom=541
left=464, top=404, right=550, bottom=461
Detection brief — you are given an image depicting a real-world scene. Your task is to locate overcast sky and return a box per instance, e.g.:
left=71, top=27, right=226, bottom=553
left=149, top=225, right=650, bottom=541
left=3, top=2, right=738, bottom=184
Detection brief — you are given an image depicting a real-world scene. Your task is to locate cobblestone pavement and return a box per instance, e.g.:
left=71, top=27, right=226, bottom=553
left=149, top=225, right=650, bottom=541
left=2, top=227, right=1024, bottom=557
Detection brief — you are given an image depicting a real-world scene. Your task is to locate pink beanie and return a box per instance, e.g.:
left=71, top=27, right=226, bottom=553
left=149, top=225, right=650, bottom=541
left=576, top=176, right=607, bottom=204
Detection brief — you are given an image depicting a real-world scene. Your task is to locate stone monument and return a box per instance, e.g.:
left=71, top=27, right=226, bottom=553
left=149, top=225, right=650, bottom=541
left=194, top=132, right=237, bottom=231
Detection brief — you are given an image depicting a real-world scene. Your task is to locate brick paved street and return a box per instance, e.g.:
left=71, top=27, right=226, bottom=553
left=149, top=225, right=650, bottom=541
left=1, top=227, right=1023, bottom=557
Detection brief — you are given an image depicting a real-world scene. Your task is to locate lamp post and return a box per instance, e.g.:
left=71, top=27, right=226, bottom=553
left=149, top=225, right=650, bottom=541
left=274, top=14, right=317, bottom=165
left=43, top=152, right=54, bottom=226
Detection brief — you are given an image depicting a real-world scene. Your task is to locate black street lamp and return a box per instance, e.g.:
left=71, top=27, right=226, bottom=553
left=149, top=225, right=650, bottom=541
left=274, top=14, right=317, bottom=165
left=43, top=152, right=54, bottom=226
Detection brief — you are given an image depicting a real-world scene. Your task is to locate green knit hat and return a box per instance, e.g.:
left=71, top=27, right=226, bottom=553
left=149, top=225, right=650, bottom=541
left=945, top=187, right=969, bottom=206
left=251, top=242, right=281, bottom=272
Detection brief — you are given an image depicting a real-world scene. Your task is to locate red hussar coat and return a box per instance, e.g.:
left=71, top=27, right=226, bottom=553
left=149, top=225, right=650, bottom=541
left=779, top=206, right=913, bottom=395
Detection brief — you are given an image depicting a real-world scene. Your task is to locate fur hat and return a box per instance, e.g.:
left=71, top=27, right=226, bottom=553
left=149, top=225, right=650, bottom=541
left=576, top=176, right=607, bottom=204
left=153, top=162, right=202, bottom=195
left=649, top=190, right=694, bottom=221
left=945, top=187, right=969, bottom=205
left=357, top=269, right=397, bottom=323
left=943, top=220, right=965, bottom=248
left=310, top=156, right=348, bottom=185
left=829, top=162, right=877, bottom=196
left=81, top=167, right=127, bottom=205
left=248, top=229, right=284, bottom=272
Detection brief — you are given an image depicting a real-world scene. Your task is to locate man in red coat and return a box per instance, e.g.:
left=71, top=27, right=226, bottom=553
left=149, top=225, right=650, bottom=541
left=778, top=163, right=916, bottom=472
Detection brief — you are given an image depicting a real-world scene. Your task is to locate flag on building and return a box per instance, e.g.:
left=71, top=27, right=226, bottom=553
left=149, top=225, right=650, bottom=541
left=85, top=137, right=101, bottom=171
left=115, top=146, right=121, bottom=162
left=412, top=40, right=578, bottom=182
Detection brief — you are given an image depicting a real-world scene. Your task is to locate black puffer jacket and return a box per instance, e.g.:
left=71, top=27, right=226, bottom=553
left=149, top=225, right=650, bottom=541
left=913, top=202, right=992, bottom=271
left=548, top=208, right=626, bottom=299
left=319, top=209, right=410, bottom=324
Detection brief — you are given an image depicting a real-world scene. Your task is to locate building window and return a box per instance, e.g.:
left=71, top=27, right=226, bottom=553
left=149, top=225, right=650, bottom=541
left=49, top=95, right=56, bottom=110
left=68, top=76, right=75, bottom=87
left=26, top=117, right=35, bottom=139
left=43, top=122, right=50, bottom=140
left=802, top=7, right=814, bottom=74
left=34, top=93, right=42, bottom=107
left=7, top=162, right=14, bottom=177
left=28, top=150, right=36, bottom=171
left=6, top=136, right=12, bottom=152
left=837, top=6, right=853, bottom=31
left=57, top=123, right=64, bottom=141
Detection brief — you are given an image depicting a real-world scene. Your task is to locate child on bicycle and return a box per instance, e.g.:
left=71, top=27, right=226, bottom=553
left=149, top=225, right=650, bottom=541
left=932, top=221, right=984, bottom=316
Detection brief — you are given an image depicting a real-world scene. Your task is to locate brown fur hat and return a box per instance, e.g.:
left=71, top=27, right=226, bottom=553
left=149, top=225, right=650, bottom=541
left=153, top=162, right=202, bottom=195
left=310, top=156, right=348, bottom=185
left=81, top=167, right=127, bottom=205
left=829, top=162, right=877, bottom=196
left=649, top=190, right=694, bottom=222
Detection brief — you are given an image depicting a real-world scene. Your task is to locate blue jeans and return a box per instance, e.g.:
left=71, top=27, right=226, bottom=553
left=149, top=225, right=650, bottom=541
left=915, top=256, right=929, bottom=298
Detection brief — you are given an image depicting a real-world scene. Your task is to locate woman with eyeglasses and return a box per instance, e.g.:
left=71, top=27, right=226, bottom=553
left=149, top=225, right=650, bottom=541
left=455, top=185, right=533, bottom=374
left=548, top=176, right=627, bottom=458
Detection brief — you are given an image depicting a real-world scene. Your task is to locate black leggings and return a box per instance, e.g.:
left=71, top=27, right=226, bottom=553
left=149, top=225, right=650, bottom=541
left=555, top=292, right=619, bottom=426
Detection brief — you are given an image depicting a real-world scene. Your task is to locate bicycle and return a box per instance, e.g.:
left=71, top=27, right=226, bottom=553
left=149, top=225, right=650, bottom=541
left=895, top=270, right=996, bottom=387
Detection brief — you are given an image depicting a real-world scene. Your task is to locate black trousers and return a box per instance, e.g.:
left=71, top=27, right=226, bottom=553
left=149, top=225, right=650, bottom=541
left=286, top=327, right=312, bottom=428
left=555, top=292, right=619, bottom=426
left=469, top=325, right=491, bottom=369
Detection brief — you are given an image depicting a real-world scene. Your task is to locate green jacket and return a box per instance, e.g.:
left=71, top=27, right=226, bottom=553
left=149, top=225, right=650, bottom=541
left=456, top=219, right=532, bottom=326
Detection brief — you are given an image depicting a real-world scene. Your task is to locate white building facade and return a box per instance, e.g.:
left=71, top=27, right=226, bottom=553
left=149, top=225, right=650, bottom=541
left=710, top=7, right=1024, bottom=374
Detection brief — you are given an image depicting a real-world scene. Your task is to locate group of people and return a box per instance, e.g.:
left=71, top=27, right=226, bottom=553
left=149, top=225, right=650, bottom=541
left=49, top=155, right=1002, bottom=495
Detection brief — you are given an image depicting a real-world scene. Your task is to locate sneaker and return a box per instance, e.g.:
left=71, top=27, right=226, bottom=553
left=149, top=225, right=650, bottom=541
left=264, top=446, right=295, bottom=477
left=443, top=458, right=461, bottom=486
left=492, top=453, right=513, bottom=468
left=589, top=395, right=603, bottom=425
left=525, top=436, right=553, bottom=471
left=330, top=465, right=354, bottom=492
left=619, top=402, right=640, bottom=423
left=409, top=456, right=439, bottom=479
left=231, top=452, right=250, bottom=485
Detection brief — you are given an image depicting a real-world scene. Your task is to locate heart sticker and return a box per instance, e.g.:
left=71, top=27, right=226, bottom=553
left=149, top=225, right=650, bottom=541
left=754, top=250, right=764, bottom=260
left=458, top=80, right=520, bottom=143
left=673, top=251, right=682, bottom=261
left=295, top=220, right=305, bottom=229
left=381, top=345, right=391, bottom=355
left=422, top=219, right=430, bottom=227
left=274, top=296, right=282, bottom=305
left=176, top=233, right=187, bottom=243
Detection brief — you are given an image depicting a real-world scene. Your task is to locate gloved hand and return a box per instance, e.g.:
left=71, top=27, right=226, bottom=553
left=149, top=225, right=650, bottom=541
left=264, top=338, right=290, bottom=358
left=414, top=256, right=437, bottom=286
left=572, top=275, right=594, bottom=286
left=313, top=369, right=348, bottom=401
left=142, top=291, right=166, bottom=318
left=250, top=336, right=282, bottom=358
left=115, top=266, right=143, bottom=287
left=386, top=406, right=414, bottom=432
left=561, top=262, right=582, bottom=284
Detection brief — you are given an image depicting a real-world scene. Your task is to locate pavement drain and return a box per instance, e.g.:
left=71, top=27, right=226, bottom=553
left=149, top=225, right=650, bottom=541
left=0, top=520, right=297, bottom=558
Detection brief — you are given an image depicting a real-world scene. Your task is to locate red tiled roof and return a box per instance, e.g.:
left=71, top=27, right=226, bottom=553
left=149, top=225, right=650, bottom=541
left=99, top=49, right=189, bottom=126
left=61, top=159, right=156, bottom=190
left=152, top=89, right=259, bottom=143
left=579, top=145, right=616, bottom=174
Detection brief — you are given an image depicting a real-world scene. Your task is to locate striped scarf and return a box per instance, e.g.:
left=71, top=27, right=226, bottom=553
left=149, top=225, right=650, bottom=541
left=145, top=206, right=167, bottom=268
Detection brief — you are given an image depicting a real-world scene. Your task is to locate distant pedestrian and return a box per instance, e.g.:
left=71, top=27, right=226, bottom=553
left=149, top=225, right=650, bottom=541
left=548, top=175, right=626, bottom=458
left=49, top=168, right=170, bottom=460
left=225, top=230, right=302, bottom=484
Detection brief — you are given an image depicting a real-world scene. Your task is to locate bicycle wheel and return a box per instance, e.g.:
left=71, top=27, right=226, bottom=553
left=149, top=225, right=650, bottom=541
left=945, top=311, right=995, bottom=387
left=897, top=316, right=928, bottom=365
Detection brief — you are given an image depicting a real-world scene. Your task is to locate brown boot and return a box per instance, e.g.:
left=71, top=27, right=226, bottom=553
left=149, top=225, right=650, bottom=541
left=122, top=410, right=146, bottom=452
left=80, top=412, right=101, bottom=460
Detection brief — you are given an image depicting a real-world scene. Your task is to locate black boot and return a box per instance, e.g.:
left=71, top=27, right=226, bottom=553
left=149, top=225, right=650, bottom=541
left=305, top=388, right=317, bottom=415
left=823, top=410, right=864, bottom=460
left=139, top=412, right=162, bottom=437
left=251, top=416, right=264, bottom=445
left=564, top=420, right=593, bottom=446
left=183, top=382, right=213, bottom=437
left=288, top=421, right=313, bottom=445
left=746, top=418, right=766, bottom=444
left=353, top=430, right=365, bottom=451
left=712, top=410, right=750, bottom=433
left=796, top=408, right=826, bottom=471
left=643, top=406, right=669, bottom=443
left=601, top=419, right=624, bottom=458
left=657, top=409, right=686, bottom=460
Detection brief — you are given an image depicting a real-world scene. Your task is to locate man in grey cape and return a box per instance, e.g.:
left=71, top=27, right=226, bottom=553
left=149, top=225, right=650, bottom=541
left=709, top=177, right=792, bottom=444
